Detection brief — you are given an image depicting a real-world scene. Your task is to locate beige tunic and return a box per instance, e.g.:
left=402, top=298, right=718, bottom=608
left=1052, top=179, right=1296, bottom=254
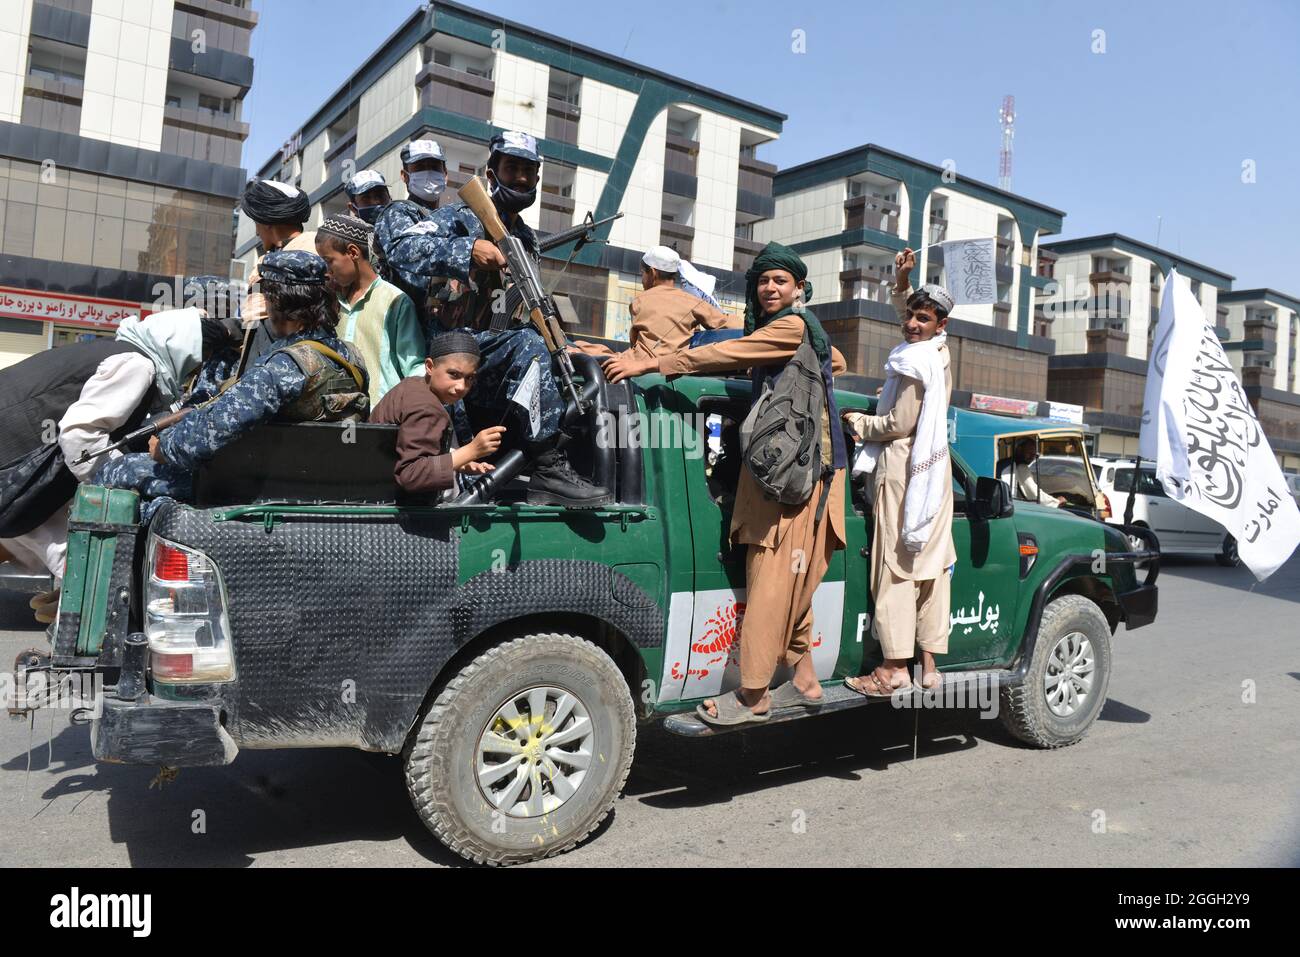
left=657, top=313, right=847, bottom=690
left=850, top=343, right=956, bottom=583
left=658, top=313, right=848, bottom=549
left=575, top=284, right=737, bottom=359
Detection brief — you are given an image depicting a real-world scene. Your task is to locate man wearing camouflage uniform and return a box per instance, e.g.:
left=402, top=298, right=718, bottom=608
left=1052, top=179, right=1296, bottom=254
left=372, top=138, right=449, bottom=339
left=381, top=130, right=610, bottom=507
left=97, top=251, right=369, bottom=518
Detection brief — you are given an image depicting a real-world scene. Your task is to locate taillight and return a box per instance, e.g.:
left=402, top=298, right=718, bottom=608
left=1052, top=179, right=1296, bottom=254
left=153, top=542, right=191, bottom=581
left=145, top=535, right=235, bottom=684
left=1099, top=492, right=1113, bottom=520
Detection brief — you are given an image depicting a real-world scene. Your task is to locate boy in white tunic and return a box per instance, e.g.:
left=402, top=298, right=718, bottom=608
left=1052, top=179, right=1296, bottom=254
left=843, top=247, right=956, bottom=695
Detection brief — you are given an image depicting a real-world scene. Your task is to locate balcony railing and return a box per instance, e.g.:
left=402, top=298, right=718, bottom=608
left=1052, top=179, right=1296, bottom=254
left=738, top=155, right=775, bottom=196
left=733, top=236, right=763, bottom=273
left=841, top=278, right=892, bottom=305
left=417, top=62, right=494, bottom=123
left=844, top=195, right=900, bottom=235
left=545, top=95, right=579, bottom=146
left=660, top=220, right=694, bottom=260
left=665, top=134, right=698, bottom=177
left=928, top=217, right=948, bottom=244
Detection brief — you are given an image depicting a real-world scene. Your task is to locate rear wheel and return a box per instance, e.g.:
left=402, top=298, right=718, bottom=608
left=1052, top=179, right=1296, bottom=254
left=403, top=632, right=636, bottom=865
left=999, top=594, right=1112, bottom=748
left=1215, top=534, right=1240, bottom=567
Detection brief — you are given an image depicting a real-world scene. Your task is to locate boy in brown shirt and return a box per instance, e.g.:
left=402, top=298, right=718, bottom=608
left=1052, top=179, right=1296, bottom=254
left=371, top=331, right=505, bottom=496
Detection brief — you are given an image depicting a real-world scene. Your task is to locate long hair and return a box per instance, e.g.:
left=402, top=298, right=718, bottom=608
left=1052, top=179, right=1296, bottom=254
left=263, top=280, right=339, bottom=333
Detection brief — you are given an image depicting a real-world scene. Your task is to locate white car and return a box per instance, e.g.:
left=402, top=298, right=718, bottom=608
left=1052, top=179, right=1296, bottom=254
left=1091, top=456, right=1238, bottom=566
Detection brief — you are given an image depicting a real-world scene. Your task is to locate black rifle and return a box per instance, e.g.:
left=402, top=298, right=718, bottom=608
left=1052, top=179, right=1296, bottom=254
left=538, top=210, right=624, bottom=254
left=458, top=177, right=588, bottom=414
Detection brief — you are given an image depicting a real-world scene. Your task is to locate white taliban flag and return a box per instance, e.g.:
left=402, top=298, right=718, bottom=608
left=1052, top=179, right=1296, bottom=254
left=509, top=356, right=543, bottom=439
left=1139, top=269, right=1300, bottom=580
left=941, top=237, right=997, bottom=305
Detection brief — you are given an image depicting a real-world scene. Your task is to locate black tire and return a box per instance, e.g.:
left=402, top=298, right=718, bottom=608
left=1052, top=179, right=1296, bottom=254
left=403, top=632, right=636, bottom=865
left=1215, top=534, right=1240, bottom=567
left=999, top=594, right=1112, bottom=749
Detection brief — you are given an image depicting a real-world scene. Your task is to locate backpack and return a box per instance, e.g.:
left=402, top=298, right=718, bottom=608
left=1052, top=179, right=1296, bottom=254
left=739, top=334, right=828, bottom=505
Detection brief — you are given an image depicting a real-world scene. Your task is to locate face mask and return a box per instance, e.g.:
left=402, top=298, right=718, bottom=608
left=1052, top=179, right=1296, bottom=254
left=407, top=170, right=446, bottom=203
left=354, top=205, right=383, bottom=225
left=489, top=174, right=537, bottom=214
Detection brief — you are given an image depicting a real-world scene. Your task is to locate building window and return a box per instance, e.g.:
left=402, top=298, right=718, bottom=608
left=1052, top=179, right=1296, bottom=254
left=198, top=93, right=233, bottom=115
left=1, top=161, right=236, bottom=279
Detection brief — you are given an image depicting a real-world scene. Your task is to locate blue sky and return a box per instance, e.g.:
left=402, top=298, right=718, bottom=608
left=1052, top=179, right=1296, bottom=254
left=243, top=0, right=1299, bottom=291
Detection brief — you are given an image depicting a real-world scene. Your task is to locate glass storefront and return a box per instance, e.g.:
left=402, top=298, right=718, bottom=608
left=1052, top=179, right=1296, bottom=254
left=0, top=158, right=235, bottom=278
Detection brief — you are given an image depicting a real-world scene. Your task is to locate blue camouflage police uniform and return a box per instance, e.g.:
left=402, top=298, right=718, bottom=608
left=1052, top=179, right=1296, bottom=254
left=384, top=204, right=563, bottom=443
left=97, top=252, right=369, bottom=519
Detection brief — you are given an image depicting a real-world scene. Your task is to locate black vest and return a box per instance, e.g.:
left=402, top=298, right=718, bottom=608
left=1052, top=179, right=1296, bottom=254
left=0, top=338, right=164, bottom=465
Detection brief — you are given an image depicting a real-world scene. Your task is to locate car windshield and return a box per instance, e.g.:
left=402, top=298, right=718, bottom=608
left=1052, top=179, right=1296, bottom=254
left=1034, top=456, right=1097, bottom=502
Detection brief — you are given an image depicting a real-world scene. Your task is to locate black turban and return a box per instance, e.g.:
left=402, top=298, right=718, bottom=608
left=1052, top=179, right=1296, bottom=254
left=429, top=330, right=480, bottom=360
left=241, top=179, right=310, bottom=226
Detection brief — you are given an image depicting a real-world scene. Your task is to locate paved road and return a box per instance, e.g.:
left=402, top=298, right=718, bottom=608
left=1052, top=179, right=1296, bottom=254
left=1, top=551, right=1296, bottom=868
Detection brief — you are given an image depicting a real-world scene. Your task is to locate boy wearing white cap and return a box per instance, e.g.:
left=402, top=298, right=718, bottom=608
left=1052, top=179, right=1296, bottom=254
left=573, top=245, right=737, bottom=359
left=841, top=245, right=956, bottom=697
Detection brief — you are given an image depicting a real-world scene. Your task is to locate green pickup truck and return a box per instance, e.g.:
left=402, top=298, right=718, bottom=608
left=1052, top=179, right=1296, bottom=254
left=22, top=355, right=1158, bottom=865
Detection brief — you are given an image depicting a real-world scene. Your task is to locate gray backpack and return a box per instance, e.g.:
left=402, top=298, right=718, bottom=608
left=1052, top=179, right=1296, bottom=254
left=740, top=336, right=827, bottom=505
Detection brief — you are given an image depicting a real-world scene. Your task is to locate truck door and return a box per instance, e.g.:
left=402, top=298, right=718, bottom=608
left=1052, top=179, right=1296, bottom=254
left=668, top=385, right=845, bottom=704
left=946, top=462, right=1021, bottom=667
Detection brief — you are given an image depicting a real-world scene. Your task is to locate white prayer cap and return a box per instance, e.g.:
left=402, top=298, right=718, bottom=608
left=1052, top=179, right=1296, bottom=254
left=913, top=283, right=955, bottom=314
left=401, top=139, right=444, bottom=165
left=642, top=245, right=681, bottom=273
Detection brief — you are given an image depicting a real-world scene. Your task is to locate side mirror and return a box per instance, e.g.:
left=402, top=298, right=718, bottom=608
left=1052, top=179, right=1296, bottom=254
left=974, top=476, right=1014, bottom=521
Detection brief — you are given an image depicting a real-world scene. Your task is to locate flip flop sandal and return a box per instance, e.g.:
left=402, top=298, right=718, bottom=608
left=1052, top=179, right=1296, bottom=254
left=769, top=681, right=824, bottom=710
left=844, top=669, right=912, bottom=699
left=696, top=690, right=771, bottom=726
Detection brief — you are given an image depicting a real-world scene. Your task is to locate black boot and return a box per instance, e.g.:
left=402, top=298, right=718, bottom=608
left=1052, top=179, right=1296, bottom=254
left=526, top=449, right=612, bottom=508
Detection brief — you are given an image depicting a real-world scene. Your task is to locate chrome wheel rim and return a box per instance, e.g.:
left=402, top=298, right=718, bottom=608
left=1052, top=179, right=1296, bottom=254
left=1044, top=631, right=1095, bottom=718
left=476, top=686, right=594, bottom=819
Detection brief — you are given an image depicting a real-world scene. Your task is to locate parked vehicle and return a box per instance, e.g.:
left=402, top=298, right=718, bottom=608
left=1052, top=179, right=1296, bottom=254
left=14, top=361, right=1159, bottom=865
left=1092, top=457, right=1238, bottom=566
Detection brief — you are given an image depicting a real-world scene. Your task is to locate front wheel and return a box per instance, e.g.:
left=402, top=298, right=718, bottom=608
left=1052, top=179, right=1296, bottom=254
left=403, top=632, right=636, bottom=865
left=999, top=594, right=1113, bottom=748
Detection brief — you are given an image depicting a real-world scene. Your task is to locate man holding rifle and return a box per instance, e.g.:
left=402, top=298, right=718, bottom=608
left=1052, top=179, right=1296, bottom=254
left=383, top=130, right=610, bottom=507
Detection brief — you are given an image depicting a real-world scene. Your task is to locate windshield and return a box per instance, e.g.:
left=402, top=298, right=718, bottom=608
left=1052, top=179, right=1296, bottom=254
left=996, top=431, right=1099, bottom=510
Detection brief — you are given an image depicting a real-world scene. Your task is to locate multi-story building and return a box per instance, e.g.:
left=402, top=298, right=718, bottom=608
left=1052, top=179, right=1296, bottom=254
left=0, top=0, right=256, bottom=369
left=754, top=143, right=1064, bottom=403
left=1220, top=288, right=1300, bottom=469
left=234, top=1, right=783, bottom=340
left=1039, top=234, right=1237, bottom=458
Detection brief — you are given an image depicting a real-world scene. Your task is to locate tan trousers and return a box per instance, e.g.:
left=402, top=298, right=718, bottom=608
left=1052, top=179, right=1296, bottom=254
left=738, top=485, right=837, bottom=690
left=872, top=567, right=951, bottom=659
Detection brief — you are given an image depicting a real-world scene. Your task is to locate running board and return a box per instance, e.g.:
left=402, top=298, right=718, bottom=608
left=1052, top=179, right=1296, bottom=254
left=661, top=670, right=1015, bottom=737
